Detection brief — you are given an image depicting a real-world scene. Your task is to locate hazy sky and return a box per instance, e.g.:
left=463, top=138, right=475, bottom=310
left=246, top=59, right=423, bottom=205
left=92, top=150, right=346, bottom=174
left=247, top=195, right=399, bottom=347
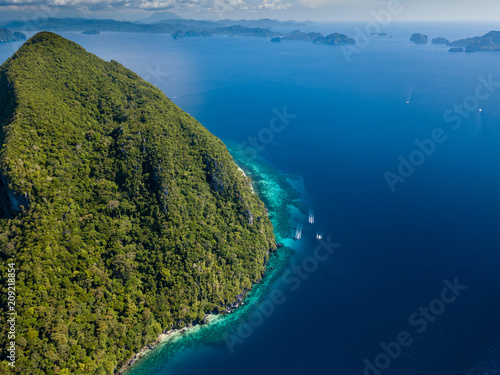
left=0, top=0, right=499, bottom=22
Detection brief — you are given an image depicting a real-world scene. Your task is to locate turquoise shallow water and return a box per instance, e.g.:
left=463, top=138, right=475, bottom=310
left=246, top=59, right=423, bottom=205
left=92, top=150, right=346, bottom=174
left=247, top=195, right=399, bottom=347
left=124, top=146, right=302, bottom=375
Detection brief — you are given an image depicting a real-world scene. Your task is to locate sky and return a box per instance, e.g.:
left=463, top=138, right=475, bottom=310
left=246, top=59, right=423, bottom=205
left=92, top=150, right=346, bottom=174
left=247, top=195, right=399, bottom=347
left=0, top=0, right=500, bottom=22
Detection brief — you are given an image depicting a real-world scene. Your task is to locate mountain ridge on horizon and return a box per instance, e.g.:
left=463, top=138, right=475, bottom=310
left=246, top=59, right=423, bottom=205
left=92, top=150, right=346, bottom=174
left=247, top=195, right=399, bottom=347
left=137, top=11, right=183, bottom=23
left=0, top=15, right=310, bottom=31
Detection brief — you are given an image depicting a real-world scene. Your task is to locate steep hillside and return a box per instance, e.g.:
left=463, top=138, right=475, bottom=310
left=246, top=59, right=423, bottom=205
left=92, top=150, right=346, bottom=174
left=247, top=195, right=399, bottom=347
left=0, top=32, right=275, bottom=374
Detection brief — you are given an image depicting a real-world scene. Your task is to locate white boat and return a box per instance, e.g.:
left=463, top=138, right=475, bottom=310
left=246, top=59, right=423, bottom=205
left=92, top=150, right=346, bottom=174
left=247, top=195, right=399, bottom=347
left=294, top=224, right=302, bottom=240
left=316, top=233, right=323, bottom=240
left=308, top=210, right=314, bottom=224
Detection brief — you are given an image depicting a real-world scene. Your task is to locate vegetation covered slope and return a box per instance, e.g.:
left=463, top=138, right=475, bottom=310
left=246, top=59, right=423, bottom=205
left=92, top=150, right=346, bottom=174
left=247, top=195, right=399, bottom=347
left=0, top=32, right=275, bottom=374
left=449, top=30, right=500, bottom=52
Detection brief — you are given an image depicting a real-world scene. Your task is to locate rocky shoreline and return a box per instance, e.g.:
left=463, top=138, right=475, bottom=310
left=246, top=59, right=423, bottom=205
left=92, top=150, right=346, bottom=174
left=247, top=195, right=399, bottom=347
left=115, top=321, right=206, bottom=374
left=115, top=241, right=283, bottom=374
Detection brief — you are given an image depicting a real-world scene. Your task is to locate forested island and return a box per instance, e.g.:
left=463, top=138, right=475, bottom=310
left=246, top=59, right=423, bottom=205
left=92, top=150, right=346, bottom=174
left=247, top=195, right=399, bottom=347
left=82, top=29, right=100, bottom=35
left=449, top=30, right=500, bottom=52
left=0, top=32, right=277, bottom=374
left=431, top=37, right=449, bottom=45
left=412, top=30, right=500, bottom=53
left=180, top=25, right=277, bottom=37
left=410, top=33, right=428, bottom=44
left=313, top=33, right=356, bottom=45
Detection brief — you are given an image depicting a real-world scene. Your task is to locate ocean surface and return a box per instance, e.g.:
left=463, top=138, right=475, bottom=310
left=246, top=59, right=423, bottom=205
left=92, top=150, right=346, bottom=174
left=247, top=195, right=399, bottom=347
left=2, top=22, right=500, bottom=375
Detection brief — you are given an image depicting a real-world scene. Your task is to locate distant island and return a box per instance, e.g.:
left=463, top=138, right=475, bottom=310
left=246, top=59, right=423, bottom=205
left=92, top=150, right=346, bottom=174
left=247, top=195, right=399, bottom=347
left=270, top=30, right=356, bottom=46
left=406, top=30, right=500, bottom=53
left=410, top=33, right=428, bottom=44
left=82, top=29, right=100, bottom=35
left=314, top=33, right=356, bottom=45
left=0, top=28, right=26, bottom=42
left=448, top=30, right=500, bottom=52
left=432, top=37, right=450, bottom=45
left=170, top=25, right=356, bottom=47
left=171, top=25, right=277, bottom=39
left=282, top=30, right=323, bottom=41
left=172, top=29, right=211, bottom=38
left=408, top=30, right=500, bottom=53
left=4, top=16, right=498, bottom=55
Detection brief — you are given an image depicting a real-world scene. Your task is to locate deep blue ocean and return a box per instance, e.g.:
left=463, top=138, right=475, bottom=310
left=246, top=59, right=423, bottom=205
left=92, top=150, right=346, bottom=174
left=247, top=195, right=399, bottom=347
left=2, top=22, right=500, bottom=375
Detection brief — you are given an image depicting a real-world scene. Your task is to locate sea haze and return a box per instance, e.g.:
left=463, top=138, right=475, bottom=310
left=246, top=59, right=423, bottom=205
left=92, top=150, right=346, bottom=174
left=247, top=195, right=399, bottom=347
left=2, top=22, right=500, bottom=375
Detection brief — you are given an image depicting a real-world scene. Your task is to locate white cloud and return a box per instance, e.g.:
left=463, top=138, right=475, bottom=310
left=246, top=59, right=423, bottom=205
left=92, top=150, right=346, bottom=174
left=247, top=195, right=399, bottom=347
left=257, top=0, right=291, bottom=10
left=298, top=0, right=328, bottom=8
left=0, top=0, right=251, bottom=11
